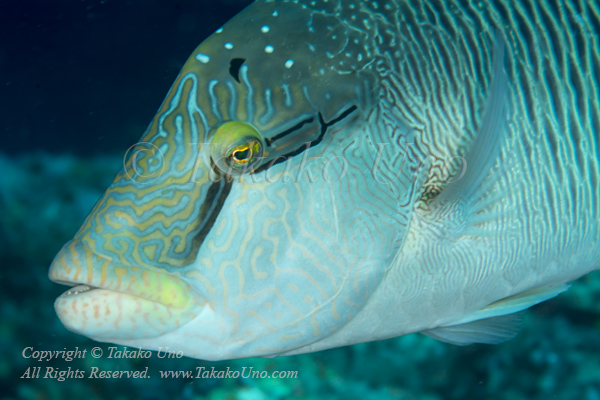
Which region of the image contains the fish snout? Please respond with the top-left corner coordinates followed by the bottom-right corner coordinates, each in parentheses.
top-left (48, 239), bottom-right (206, 341)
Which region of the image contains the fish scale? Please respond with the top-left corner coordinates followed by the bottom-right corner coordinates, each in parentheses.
top-left (48, 0), bottom-right (600, 360)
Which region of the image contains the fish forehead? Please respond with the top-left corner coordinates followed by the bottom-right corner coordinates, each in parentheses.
top-left (71, 0), bottom-right (379, 272)
top-left (185, 0), bottom-right (377, 127)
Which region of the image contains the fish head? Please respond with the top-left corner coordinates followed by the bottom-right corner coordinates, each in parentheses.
top-left (48, 0), bottom-right (406, 360)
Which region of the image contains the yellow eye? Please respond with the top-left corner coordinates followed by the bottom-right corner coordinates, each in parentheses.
top-left (229, 140), bottom-right (260, 164)
top-left (210, 121), bottom-right (264, 175)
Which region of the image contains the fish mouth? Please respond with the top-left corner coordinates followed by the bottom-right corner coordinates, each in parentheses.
top-left (59, 284), bottom-right (96, 296)
top-left (49, 239), bottom-right (206, 341)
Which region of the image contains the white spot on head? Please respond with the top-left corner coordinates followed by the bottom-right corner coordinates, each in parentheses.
top-left (265, 45), bottom-right (274, 53)
top-left (224, 42), bottom-right (233, 49)
top-left (272, 10), bottom-right (278, 16)
top-left (216, 27), bottom-right (223, 34)
top-left (308, 43), bottom-right (316, 52)
top-left (285, 59), bottom-right (294, 68)
top-left (319, 68), bottom-right (325, 75)
top-left (195, 53), bottom-right (210, 63)
top-left (261, 25), bottom-right (270, 33)
top-left (357, 53), bottom-right (363, 61)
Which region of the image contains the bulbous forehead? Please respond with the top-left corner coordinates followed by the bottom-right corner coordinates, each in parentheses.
top-left (188, 0), bottom-right (378, 129)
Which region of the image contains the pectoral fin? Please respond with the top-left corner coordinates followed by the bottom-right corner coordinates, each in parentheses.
top-left (421, 283), bottom-right (569, 345)
top-left (434, 30), bottom-right (509, 206)
top-left (421, 313), bottom-right (523, 345)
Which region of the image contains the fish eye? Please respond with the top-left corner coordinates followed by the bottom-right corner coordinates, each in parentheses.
top-left (229, 141), bottom-right (259, 164)
top-left (210, 121), bottom-right (264, 176)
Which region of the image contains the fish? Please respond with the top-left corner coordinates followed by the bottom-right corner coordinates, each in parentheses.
top-left (48, 0), bottom-right (600, 361)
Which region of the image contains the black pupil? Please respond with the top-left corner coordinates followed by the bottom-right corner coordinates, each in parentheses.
top-left (233, 147), bottom-right (251, 162)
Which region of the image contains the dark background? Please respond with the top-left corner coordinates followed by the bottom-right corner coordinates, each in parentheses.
top-left (0, 0), bottom-right (253, 156)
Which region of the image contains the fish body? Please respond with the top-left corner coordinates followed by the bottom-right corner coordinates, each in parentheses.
top-left (49, 0), bottom-right (600, 360)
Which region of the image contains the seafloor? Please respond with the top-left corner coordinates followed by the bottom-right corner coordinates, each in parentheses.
top-left (2, 0), bottom-right (600, 399)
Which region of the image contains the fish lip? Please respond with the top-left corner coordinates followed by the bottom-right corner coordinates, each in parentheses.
top-left (48, 239), bottom-right (198, 308)
top-left (47, 239), bottom-right (147, 301)
top-left (50, 240), bottom-right (207, 341)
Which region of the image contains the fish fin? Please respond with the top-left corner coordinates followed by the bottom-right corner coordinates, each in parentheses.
top-left (434, 31), bottom-right (509, 206)
top-left (421, 313), bottom-right (523, 345)
top-left (456, 283), bottom-right (570, 325)
top-left (421, 283), bottom-right (570, 345)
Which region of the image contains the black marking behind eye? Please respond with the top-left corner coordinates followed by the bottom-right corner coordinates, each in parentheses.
top-left (253, 105), bottom-right (358, 173)
top-left (191, 174), bottom-right (233, 251)
top-left (309, 105), bottom-right (359, 148)
top-left (229, 58), bottom-right (246, 83)
top-left (265, 117), bottom-right (314, 146)
top-left (325, 105), bottom-right (358, 126)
